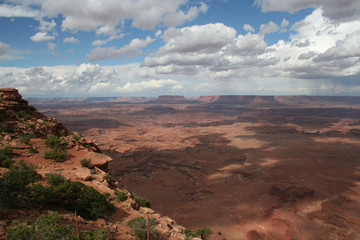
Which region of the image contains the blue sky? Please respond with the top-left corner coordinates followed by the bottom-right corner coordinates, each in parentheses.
top-left (0, 0), bottom-right (359, 97)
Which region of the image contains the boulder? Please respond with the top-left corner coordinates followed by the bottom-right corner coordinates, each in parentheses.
top-left (75, 171), bottom-right (92, 181)
top-left (85, 151), bottom-right (112, 168)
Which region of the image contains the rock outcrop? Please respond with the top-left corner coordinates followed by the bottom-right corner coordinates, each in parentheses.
top-left (0, 88), bottom-right (28, 110)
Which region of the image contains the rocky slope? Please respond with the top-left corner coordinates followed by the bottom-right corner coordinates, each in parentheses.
top-left (0, 88), bottom-right (190, 240)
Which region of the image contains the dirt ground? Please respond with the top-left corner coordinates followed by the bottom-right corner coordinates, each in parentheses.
top-left (33, 100), bottom-right (360, 240)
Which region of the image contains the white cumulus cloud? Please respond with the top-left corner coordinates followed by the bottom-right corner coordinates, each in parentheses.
top-left (115, 79), bottom-right (181, 93)
top-left (30, 32), bottom-right (55, 42)
top-left (63, 37), bottom-right (79, 43)
top-left (254, 0), bottom-right (360, 22)
top-left (87, 36), bottom-right (154, 61)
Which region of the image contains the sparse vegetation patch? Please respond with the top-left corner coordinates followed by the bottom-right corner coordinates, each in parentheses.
top-left (6, 212), bottom-right (109, 240)
top-left (0, 146), bottom-right (13, 168)
top-left (127, 217), bottom-right (160, 240)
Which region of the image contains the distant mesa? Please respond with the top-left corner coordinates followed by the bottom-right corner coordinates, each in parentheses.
top-left (198, 95), bottom-right (279, 106)
top-left (151, 95), bottom-right (191, 104)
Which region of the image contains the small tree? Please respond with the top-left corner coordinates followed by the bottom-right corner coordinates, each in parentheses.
top-left (196, 228), bottom-right (211, 240)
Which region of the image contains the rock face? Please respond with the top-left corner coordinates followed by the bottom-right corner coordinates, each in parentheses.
top-left (0, 88), bottom-right (28, 110)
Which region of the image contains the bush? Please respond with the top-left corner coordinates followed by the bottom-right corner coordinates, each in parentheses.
top-left (44, 149), bottom-right (67, 162)
top-left (196, 228), bottom-right (211, 240)
top-left (31, 212), bottom-right (76, 240)
top-left (104, 173), bottom-right (116, 188)
top-left (114, 190), bottom-right (128, 201)
top-left (90, 169), bottom-right (97, 175)
top-left (29, 147), bottom-right (38, 154)
top-left (44, 134), bottom-right (62, 149)
top-left (183, 228), bottom-right (194, 240)
top-left (6, 212), bottom-right (109, 240)
top-left (16, 110), bottom-right (30, 120)
top-left (127, 217), bottom-right (160, 240)
top-left (80, 158), bottom-right (92, 168)
top-left (5, 224), bottom-right (34, 240)
top-left (0, 161), bottom-right (39, 208)
top-left (46, 173), bottom-right (65, 186)
top-left (0, 147), bottom-right (12, 168)
top-left (20, 132), bottom-right (35, 144)
top-left (133, 195), bottom-right (151, 208)
top-left (0, 163), bottom-right (112, 220)
top-left (79, 229), bottom-right (109, 240)
top-left (45, 179), bottom-right (114, 220)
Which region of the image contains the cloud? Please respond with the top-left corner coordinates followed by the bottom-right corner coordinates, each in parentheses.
top-left (140, 8), bottom-right (360, 95)
top-left (143, 23), bottom-right (236, 70)
top-left (254, 0), bottom-right (360, 22)
top-left (280, 18), bottom-right (289, 32)
top-left (161, 4), bottom-right (208, 27)
top-left (0, 42), bottom-right (10, 56)
top-left (0, 42), bottom-right (22, 61)
top-left (30, 32), bottom-right (55, 42)
top-left (298, 51), bottom-right (316, 60)
top-left (67, 63), bottom-right (101, 84)
top-left (259, 21), bottom-right (279, 35)
top-left (63, 37), bottom-right (79, 43)
top-left (243, 24), bottom-right (255, 32)
top-left (39, 19), bottom-right (56, 32)
top-left (42, 0), bottom-right (208, 31)
top-left (115, 79), bottom-right (182, 93)
top-left (87, 36), bottom-right (154, 61)
top-left (0, 3), bottom-right (41, 18)
top-left (159, 23), bottom-right (236, 54)
top-left (228, 33), bottom-right (267, 55)
top-left (314, 31), bottom-right (360, 61)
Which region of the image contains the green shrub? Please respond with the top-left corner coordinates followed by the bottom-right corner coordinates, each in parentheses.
top-left (31, 212), bottom-right (76, 240)
top-left (6, 212), bottom-right (109, 240)
top-left (0, 161), bottom-right (39, 208)
top-left (90, 169), bottom-right (97, 175)
top-left (80, 158), bottom-right (92, 168)
top-left (127, 217), bottom-right (160, 240)
top-left (26, 123), bottom-right (35, 129)
top-left (0, 147), bottom-right (12, 168)
top-left (183, 228), bottom-right (194, 240)
top-left (45, 179), bottom-right (113, 220)
top-left (44, 134), bottom-right (62, 149)
top-left (196, 228), bottom-right (211, 240)
top-left (133, 195), bottom-right (151, 208)
top-left (20, 132), bottom-right (35, 144)
top-left (44, 149), bottom-right (67, 162)
top-left (6, 224), bottom-right (34, 240)
top-left (46, 173), bottom-right (65, 186)
top-left (104, 173), bottom-right (116, 187)
top-left (16, 110), bottom-right (30, 120)
top-left (114, 190), bottom-right (128, 201)
top-left (79, 229), bottom-right (109, 240)
top-left (29, 147), bottom-right (38, 154)
top-left (0, 162), bottom-right (112, 220)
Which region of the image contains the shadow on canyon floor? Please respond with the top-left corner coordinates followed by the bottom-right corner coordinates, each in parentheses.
top-left (107, 130), bottom-right (360, 239)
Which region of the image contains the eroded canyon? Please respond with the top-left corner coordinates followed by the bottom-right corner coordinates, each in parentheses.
top-left (31, 96), bottom-right (360, 240)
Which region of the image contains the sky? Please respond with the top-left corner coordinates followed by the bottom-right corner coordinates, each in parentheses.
top-left (0, 0), bottom-right (360, 97)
